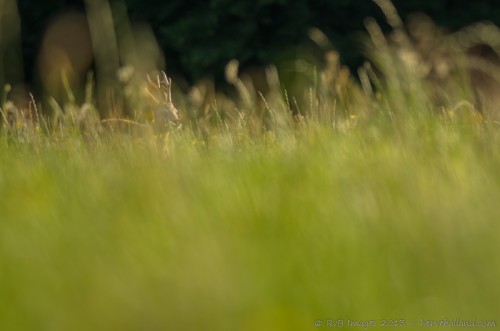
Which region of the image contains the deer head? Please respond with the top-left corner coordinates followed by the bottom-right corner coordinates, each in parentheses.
top-left (145, 71), bottom-right (180, 126)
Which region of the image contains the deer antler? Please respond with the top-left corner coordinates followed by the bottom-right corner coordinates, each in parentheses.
top-left (158, 71), bottom-right (173, 104)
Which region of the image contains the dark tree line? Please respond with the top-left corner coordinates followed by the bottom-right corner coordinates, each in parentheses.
top-left (17, 0), bottom-right (500, 84)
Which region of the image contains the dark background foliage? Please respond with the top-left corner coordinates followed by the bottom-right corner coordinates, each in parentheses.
top-left (17, 0), bottom-right (500, 84)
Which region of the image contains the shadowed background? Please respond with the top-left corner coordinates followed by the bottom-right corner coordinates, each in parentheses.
top-left (15, 0), bottom-right (500, 86)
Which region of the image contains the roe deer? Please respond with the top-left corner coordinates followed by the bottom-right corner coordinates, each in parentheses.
top-left (144, 71), bottom-right (180, 127)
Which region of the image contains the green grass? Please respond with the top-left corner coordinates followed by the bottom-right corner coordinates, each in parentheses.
top-left (1, 1), bottom-right (500, 328)
top-left (1, 118), bottom-right (499, 330)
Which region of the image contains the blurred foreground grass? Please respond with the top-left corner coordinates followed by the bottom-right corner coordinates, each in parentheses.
top-left (1, 0), bottom-right (500, 329)
top-left (1, 118), bottom-right (499, 330)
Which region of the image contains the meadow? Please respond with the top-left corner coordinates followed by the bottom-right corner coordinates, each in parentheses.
top-left (1, 1), bottom-right (500, 330)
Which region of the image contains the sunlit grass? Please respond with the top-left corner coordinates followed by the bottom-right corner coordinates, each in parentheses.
top-left (1, 117), bottom-right (499, 330)
top-left (1, 0), bottom-right (500, 330)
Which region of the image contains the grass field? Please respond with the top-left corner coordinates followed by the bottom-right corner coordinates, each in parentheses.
top-left (1, 113), bottom-right (499, 330)
top-left (1, 1), bottom-right (500, 330)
